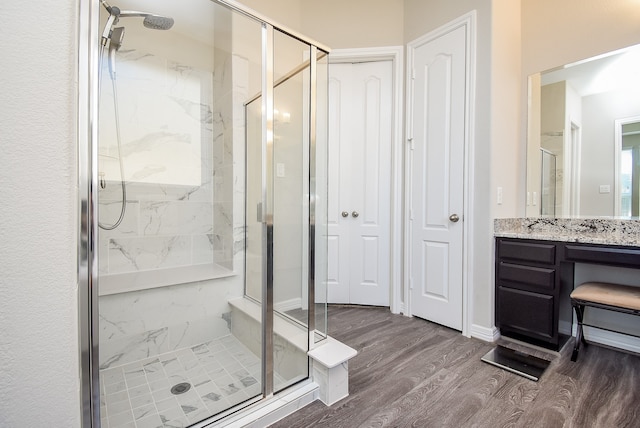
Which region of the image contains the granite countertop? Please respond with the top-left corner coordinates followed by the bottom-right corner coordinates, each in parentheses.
top-left (494, 217), bottom-right (640, 247)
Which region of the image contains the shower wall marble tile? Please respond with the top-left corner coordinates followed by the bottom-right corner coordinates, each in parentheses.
top-left (99, 274), bottom-right (244, 370)
top-left (98, 47), bottom-right (225, 278)
top-left (98, 43), bottom-right (249, 368)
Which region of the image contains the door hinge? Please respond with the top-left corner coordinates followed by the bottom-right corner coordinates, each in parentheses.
top-left (411, 68), bottom-right (416, 80)
top-left (409, 277), bottom-right (413, 290)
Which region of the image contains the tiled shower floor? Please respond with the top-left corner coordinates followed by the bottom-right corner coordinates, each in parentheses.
top-left (100, 335), bottom-right (272, 428)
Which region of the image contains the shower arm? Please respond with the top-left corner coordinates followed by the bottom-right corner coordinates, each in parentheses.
top-left (100, 0), bottom-right (114, 13)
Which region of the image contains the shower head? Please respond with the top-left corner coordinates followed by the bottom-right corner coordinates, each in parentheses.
top-left (100, 2), bottom-right (174, 46)
top-left (143, 15), bottom-right (175, 30)
top-left (118, 10), bottom-right (175, 30)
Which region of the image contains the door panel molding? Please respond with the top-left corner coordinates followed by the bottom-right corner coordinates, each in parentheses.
top-left (405, 12), bottom-right (476, 336)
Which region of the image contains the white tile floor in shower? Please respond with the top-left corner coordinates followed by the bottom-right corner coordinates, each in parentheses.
top-left (100, 335), bottom-right (269, 428)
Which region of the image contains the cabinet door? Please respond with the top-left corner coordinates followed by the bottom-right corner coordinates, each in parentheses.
top-left (497, 286), bottom-right (555, 342)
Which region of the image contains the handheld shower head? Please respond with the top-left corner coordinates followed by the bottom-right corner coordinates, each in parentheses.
top-left (108, 27), bottom-right (125, 80)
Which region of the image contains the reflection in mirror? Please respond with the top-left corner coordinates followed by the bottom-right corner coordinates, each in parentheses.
top-left (527, 43), bottom-right (640, 217)
top-left (540, 149), bottom-right (556, 216)
top-left (618, 120), bottom-right (640, 216)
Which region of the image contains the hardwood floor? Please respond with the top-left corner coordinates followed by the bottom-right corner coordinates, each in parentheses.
top-left (271, 305), bottom-right (640, 428)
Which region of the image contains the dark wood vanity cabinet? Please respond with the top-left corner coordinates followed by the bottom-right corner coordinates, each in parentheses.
top-left (496, 238), bottom-right (562, 348)
top-left (496, 236), bottom-right (640, 350)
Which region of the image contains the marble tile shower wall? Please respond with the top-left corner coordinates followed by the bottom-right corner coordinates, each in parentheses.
top-left (98, 48), bottom-right (233, 277)
top-left (98, 47), bottom-right (249, 370)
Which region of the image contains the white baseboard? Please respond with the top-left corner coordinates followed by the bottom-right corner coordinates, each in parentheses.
top-left (573, 324), bottom-right (640, 354)
top-left (470, 324), bottom-right (500, 343)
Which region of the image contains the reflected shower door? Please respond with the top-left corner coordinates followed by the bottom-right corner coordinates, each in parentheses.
top-left (271, 30), bottom-right (311, 392)
top-left (540, 148), bottom-right (556, 216)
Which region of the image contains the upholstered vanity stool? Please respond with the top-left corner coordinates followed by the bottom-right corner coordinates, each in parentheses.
top-left (570, 282), bottom-right (640, 361)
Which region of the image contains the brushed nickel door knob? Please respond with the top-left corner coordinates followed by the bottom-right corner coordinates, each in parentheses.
top-left (449, 213), bottom-right (460, 223)
top-left (341, 211), bottom-right (349, 218)
top-left (352, 211), bottom-right (359, 218)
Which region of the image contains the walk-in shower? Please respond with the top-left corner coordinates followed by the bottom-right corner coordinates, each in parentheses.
top-left (80, 0), bottom-right (330, 426)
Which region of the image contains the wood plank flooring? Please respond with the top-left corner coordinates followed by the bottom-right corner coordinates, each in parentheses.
top-left (271, 305), bottom-right (640, 428)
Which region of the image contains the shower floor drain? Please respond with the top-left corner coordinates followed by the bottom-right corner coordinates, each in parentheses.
top-left (170, 382), bottom-right (192, 395)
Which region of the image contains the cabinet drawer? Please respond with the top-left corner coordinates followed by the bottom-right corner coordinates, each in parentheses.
top-left (498, 239), bottom-right (556, 265)
top-left (564, 244), bottom-right (640, 268)
top-left (497, 287), bottom-right (555, 341)
top-left (497, 262), bottom-right (555, 291)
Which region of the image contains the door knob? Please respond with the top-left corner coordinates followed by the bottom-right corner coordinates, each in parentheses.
top-left (341, 211), bottom-right (349, 217)
top-left (449, 214), bottom-right (460, 223)
top-left (352, 211), bottom-right (359, 218)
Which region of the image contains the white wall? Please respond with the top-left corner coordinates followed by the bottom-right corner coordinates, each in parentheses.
top-left (0, 1), bottom-right (81, 427)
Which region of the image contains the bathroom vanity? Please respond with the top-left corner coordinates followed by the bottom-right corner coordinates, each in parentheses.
top-left (494, 218), bottom-right (640, 350)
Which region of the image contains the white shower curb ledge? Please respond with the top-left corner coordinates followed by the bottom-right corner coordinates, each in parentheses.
top-left (308, 336), bottom-right (358, 406)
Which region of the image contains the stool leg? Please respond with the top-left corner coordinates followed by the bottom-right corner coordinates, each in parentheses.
top-left (572, 303), bottom-right (585, 362)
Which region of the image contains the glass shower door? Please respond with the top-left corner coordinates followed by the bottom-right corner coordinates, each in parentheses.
top-left (90, 0), bottom-right (329, 425)
top-left (96, 1), bottom-right (264, 426)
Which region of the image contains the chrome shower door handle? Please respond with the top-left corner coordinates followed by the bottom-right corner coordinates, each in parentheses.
top-left (449, 213), bottom-right (460, 223)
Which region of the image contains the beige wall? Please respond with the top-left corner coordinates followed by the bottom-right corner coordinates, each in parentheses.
top-left (522, 0), bottom-right (640, 77)
top-left (238, 0), bottom-right (304, 36)
top-left (242, 0), bottom-right (404, 48)
top-left (491, 0), bottom-right (523, 219)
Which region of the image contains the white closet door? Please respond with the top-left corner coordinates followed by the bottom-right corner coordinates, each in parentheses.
top-left (409, 25), bottom-right (466, 330)
top-left (327, 60), bottom-right (392, 307)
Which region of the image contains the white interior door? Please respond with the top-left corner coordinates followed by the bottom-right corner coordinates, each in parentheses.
top-left (409, 25), bottom-right (466, 330)
top-left (327, 60), bottom-right (392, 306)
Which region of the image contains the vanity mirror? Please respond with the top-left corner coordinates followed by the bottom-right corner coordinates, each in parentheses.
top-left (526, 43), bottom-right (640, 218)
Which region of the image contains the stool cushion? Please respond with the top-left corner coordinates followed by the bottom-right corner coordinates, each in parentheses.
top-left (571, 282), bottom-right (640, 311)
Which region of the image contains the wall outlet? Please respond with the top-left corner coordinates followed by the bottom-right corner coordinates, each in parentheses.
top-left (599, 184), bottom-right (611, 194)
top-left (497, 187), bottom-right (503, 205)
top-left (276, 163), bottom-right (285, 177)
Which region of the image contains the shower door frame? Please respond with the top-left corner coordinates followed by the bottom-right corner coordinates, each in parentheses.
top-left (78, 0), bottom-right (330, 426)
